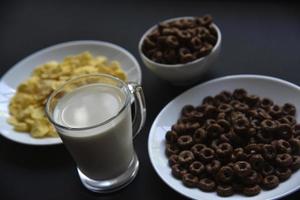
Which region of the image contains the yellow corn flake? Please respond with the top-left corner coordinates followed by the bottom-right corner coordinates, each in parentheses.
top-left (8, 52), bottom-right (127, 138)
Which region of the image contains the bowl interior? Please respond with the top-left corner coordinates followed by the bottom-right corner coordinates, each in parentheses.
top-left (138, 16), bottom-right (222, 68)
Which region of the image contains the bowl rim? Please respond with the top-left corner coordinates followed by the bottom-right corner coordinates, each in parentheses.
top-left (138, 16), bottom-right (222, 68)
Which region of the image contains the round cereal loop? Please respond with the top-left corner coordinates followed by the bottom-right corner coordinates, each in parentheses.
top-left (249, 154), bottom-right (265, 170)
top-left (206, 123), bottom-right (223, 138)
top-left (291, 155), bottom-right (300, 171)
top-left (189, 161), bottom-right (205, 176)
top-left (260, 98), bottom-right (274, 110)
top-left (217, 119), bottom-right (231, 133)
top-left (204, 105), bottom-right (219, 119)
top-left (261, 163), bottom-right (275, 176)
top-left (233, 148), bottom-right (247, 161)
top-left (216, 143), bottom-right (233, 157)
top-left (243, 170), bottom-right (259, 185)
top-left (171, 123), bottom-right (186, 135)
top-left (245, 95), bottom-right (260, 107)
top-left (233, 88), bottom-right (247, 101)
top-left (218, 103), bottom-right (232, 113)
top-left (193, 128), bottom-right (207, 143)
top-left (282, 103), bottom-right (296, 116)
top-left (181, 105), bottom-right (195, 117)
top-left (233, 118), bottom-right (250, 134)
top-left (233, 161), bottom-right (252, 177)
top-left (269, 105), bottom-right (282, 118)
top-left (242, 185), bottom-right (261, 196)
top-left (275, 167), bottom-right (292, 181)
top-left (199, 147), bottom-right (215, 163)
top-left (277, 124), bottom-right (293, 140)
top-left (202, 96), bottom-right (215, 105)
top-left (276, 139), bottom-right (292, 153)
top-left (177, 135), bottom-right (193, 149)
top-left (261, 119), bottom-right (277, 132)
top-left (178, 150), bottom-right (195, 165)
top-left (206, 160), bottom-right (221, 174)
top-left (198, 178), bottom-right (216, 192)
top-left (217, 166), bottom-right (234, 183)
top-left (289, 138), bottom-right (300, 154)
top-left (166, 144), bottom-right (180, 157)
top-left (262, 144), bottom-right (277, 160)
top-left (172, 164), bottom-right (188, 179)
top-left (276, 153), bottom-right (293, 167)
top-left (182, 173), bottom-right (199, 187)
top-left (168, 154), bottom-right (179, 166)
top-left (234, 102), bottom-right (249, 112)
top-left (165, 130), bottom-right (178, 143)
top-left (257, 108), bottom-right (272, 120)
top-left (191, 144), bottom-right (206, 157)
top-left (216, 185), bottom-right (234, 197)
top-left (262, 175), bottom-right (279, 190)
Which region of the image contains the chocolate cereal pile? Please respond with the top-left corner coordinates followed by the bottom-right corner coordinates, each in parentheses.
top-left (142, 15), bottom-right (217, 64)
top-left (165, 89), bottom-right (300, 197)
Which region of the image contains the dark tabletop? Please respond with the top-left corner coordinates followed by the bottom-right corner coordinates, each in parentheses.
top-left (1, 0), bottom-right (300, 199)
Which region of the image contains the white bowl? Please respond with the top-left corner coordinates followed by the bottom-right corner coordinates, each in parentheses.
top-left (0, 40), bottom-right (142, 145)
top-left (139, 16), bottom-right (221, 85)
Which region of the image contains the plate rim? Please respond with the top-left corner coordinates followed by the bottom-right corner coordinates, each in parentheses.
top-left (0, 40), bottom-right (142, 146)
top-left (148, 74), bottom-right (300, 200)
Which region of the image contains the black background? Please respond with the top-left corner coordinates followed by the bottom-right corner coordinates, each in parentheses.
top-left (0, 0), bottom-right (300, 199)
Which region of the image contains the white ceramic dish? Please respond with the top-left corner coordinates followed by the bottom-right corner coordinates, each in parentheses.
top-left (139, 16), bottom-right (221, 85)
top-left (0, 40), bottom-right (142, 145)
top-left (148, 74), bottom-right (300, 200)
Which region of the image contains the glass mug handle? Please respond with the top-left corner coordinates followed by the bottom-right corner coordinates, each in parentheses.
top-left (127, 82), bottom-right (146, 138)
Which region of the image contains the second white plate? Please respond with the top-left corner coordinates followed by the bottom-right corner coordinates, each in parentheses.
top-left (148, 74), bottom-right (300, 200)
top-left (0, 40), bottom-right (142, 145)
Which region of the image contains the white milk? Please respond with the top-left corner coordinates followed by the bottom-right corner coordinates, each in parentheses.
top-left (53, 83), bottom-right (133, 180)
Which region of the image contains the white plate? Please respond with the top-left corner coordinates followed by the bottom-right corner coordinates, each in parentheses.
top-left (148, 74), bottom-right (300, 200)
top-left (0, 40), bottom-right (142, 145)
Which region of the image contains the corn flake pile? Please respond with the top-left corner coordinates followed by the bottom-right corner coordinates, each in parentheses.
top-left (8, 52), bottom-right (127, 138)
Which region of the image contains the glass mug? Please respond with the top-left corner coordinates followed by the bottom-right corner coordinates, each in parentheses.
top-left (45, 74), bottom-right (146, 193)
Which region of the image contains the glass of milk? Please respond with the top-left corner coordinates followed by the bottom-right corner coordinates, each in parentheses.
top-left (45, 74), bottom-right (146, 193)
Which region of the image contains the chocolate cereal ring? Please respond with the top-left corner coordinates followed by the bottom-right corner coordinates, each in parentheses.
top-left (242, 185), bottom-right (261, 196)
top-left (216, 143), bottom-right (233, 157)
top-left (178, 150), bottom-right (195, 165)
top-left (182, 173), bottom-right (199, 187)
top-left (193, 128), bottom-right (207, 143)
top-left (276, 139), bottom-right (292, 153)
top-left (233, 161), bottom-right (252, 177)
top-left (206, 160), bottom-right (221, 174)
top-left (166, 144), bottom-right (180, 157)
top-left (262, 144), bottom-right (277, 160)
top-left (217, 166), bottom-right (234, 183)
top-left (165, 130), bottom-right (178, 144)
top-left (168, 154), bottom-right (179, 166)
top-left (276, 153), bottom-right (293, 167)
top-left (275, 167), bottom-right (292, 181)
top-left (199, 147), bottom-right (215, 163)
top-left (191, 144), bottom-right (206, 158)
top-left (291, 155), bottom-right (300, 171)
top-left (249, 154), bottom-right (265, 170)
top-left (216, 185), bottom-right (234, 197)
top-left (261, 164), bottom-right (275, 176)
top-left (282, 103), bottom-right (296, 116)
top-left (171, 164), bottom-right (188, 179)
top-left (262, 175), bottom-right (279, 190)
top-left (198, 178), bottom-right (216, 192)
top-left (177, 135), bottom-right (193, 149)
top-left (189, 161), bottom-right (205, 176)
